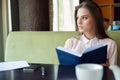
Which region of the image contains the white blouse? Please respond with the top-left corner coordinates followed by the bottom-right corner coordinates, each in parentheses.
top-left (64, 34), bottom-right (117, 65)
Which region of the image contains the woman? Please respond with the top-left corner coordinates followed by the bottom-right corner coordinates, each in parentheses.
top-left (64, 1), bottom-right (117, 66)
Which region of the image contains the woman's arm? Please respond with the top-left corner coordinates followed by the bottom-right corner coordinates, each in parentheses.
top-left (109, 41), bottom-right (118, 65)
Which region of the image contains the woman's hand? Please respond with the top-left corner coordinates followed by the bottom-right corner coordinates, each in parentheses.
top-left (102, 59), bottom-right (110, 67)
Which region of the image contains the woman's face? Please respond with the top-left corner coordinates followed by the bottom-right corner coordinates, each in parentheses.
top-left (76, 8), bottom-right (96, 33)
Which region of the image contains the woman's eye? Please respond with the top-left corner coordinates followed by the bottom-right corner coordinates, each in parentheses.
top-left (82, 16), bottom-right (87, 20)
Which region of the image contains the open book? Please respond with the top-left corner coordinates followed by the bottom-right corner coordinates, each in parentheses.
top-left (56, 44), bottom-right (107, 65)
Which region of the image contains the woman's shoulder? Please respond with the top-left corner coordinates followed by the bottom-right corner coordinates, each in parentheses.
top-left (64, 36), bottom-right (82, 48)
top-left (65, 37), bottom-right (77, 44)
top-left (100, 38), bottom-right (117, 45)
top-left (105, 38), bottom-right (116, 43)
top-left (66, 36), bottom-right (81, 42)
top-left (64, 36), bottom-right (81, 46)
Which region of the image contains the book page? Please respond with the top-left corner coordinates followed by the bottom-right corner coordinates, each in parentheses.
top-left (82, 44), bottom-right (105, 54)
top-left (56, 46), bottom-right (82, 57)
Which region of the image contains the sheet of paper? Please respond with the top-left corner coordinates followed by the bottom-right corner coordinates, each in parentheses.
top-left (0, 61), bottom-right (29, 71)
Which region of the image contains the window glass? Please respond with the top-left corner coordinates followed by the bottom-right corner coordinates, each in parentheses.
top-left (53, 0), bottom-right (79, 31)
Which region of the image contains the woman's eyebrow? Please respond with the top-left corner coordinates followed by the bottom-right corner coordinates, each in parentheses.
top-left (81, 15), bottom-right (89, 18)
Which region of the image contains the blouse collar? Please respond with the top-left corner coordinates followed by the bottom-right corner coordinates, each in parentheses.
top-left (81, 34), bottom-right (98, 44)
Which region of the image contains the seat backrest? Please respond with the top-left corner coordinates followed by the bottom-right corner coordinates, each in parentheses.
top-left (5, 31), bottom-right (77, 64)
top-left (5, 31), bottom-right (120, 66)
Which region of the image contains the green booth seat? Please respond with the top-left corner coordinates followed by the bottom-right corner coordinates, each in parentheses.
top-left (4, 31), bottom-right (120, 66)
top-left (5, 31), bottom-right (77, 64)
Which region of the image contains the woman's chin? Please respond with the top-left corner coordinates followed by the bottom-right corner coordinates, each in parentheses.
top-left (79, 30), bottom-right (84, 33)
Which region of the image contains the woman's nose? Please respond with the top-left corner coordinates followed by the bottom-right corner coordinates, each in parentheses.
top-left (77, 18), bottom-right (82, 25)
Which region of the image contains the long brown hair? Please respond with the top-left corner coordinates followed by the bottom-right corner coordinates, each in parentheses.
top-left (75, 0), bottom-right (109, 39)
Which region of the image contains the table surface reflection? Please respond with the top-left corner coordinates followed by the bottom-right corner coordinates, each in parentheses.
top-left (0, 64), bottom-right (115, 80)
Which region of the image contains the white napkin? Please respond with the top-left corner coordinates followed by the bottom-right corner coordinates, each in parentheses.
top-left (109, 65), bottom-right (120, 80)
top-left (0, 61), bottom-right (29, 71)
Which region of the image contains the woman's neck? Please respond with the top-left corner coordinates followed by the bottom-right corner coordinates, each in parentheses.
top-left (84, 32), bottom-right (96, 40)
